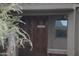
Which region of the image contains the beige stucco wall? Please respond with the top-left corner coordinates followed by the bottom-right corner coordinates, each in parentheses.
top-left (67, 10), bottom-right (75, 56)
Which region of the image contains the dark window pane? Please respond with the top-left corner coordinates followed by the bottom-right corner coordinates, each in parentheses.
top-left (55, 20), bottom-right (67, 38)
top-left (56, 30), bottom-right (67, 38)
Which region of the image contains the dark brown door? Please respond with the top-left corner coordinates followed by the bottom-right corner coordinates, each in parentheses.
top-left (19, 16), bottom-right (48, 56)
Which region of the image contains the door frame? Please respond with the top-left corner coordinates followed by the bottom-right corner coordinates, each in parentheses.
top-left (20, 9), bottom-right (75, 56)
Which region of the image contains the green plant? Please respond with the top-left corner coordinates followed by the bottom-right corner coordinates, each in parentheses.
top-left (0, 3), bottom-right (32, 49)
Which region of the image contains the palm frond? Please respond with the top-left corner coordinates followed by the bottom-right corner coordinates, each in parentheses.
top-left (0, 3), bottom-right (32, 49)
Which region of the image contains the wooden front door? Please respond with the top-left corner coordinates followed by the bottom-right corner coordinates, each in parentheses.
top-left (19, 16), bottom-right (48, 56)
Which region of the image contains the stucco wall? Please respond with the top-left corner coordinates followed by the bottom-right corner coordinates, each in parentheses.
top-left (67, 10), bottom-right (76, 56)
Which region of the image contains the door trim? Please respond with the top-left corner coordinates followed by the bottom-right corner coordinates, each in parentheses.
top-left (48, 49), bottom-right (67, 54)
